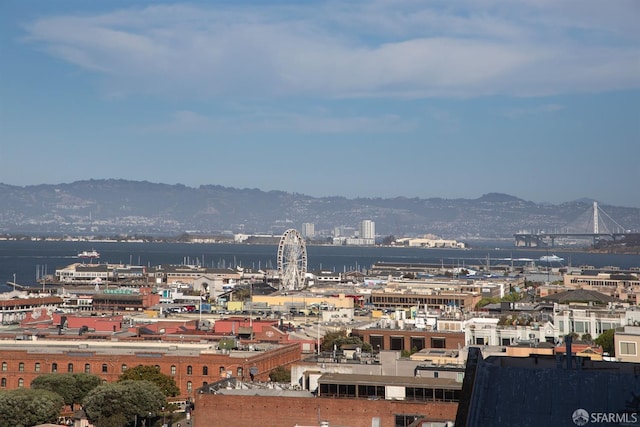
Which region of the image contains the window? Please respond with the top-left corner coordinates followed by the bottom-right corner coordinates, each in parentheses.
top-left (433, 371), bottom-right (439, 378)
top-left (410, 337), bottom-right (425, 352)
top-left (18, 378), bottom-right (24, 388)
top-left (121, 364), bottom-right (127, 373)
top-left (390, 336), bottom-right (404, 351)
top-left (237, 367), bottom-right (243, 378)
top-left (18, 363), bottom-right (24, 372)
top-left (68, 363), bottom-right (74, 373)
top-left (202, 366), bottom-right (208, 376)
top-left (430, 337), bottom-right (446, 349)
top-left (1, 362), bottom-right (6, 371)
top-left (85, 364), bottom-right (91, 373)
top-left (219, 366), bottom-right (225, 375)
top-left (187, 381), bottom-right (192, 392)
top-left (52, 363), bottom-right (58, 373)
top-left (35, 363), bottom-right (41, 372)
top-left (620, 341), bottom-right (637, 356)
top-left (102, 364), bottom-right (108, 373)
top-left (0, 378), bottom-right (5, 387)
top-left (171, 365), bottom-right (176, 375)
top-left (395, 414), bottom-right (424, 426)
top-left (370, 335), bottom-right (384, 351)
top-left (187, 365), bottom-right (193, 375)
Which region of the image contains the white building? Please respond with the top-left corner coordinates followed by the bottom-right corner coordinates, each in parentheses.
top-left (302, 223), bottom-right (315, 238)
top-left (360, 220), bottom-right (375, 240)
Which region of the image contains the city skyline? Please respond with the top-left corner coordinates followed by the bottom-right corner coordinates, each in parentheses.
top-left (1, 1), bottom-right (639, 207)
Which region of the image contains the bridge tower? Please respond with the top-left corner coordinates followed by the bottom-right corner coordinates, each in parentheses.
top-left (593, 201), bottom-right (599, 234)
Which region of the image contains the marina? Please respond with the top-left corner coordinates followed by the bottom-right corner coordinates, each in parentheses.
top-left (1, 240), bottom-right (639, 291)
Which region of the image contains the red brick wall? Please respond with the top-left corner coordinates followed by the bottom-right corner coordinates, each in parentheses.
top-left (193, 394), bottom-right (457, 427)
top-left (0, 343), bottom-right (301, 398)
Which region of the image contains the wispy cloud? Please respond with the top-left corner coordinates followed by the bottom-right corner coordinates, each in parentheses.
top-left (138, 109), bottom-right (416, 134)
top-left (21, 1), bottom-right (640, 100)
top-left (502, 103), bottom-right (566, 119)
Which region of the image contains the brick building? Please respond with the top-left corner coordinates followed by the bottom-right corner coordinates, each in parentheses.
top-left (352, 327), bottom-right (465, 353)
top-left (0, 340), bottom-right (301, 399)
top-left (193, 376), bottom-right (459, 427)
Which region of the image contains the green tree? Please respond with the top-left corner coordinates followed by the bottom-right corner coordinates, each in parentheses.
top-left (268, 365), bottom-right (291, 383)
top-left (0, 388), bottom-right (64, 427)
top-left (118, 365), bottom-right (180, 397)
top-left (320, 329), bottom-right (371, 352)
top-left (475, 297), bottom-right (500, 309)
top-left (31, 373), bottom-right (102, 408)
top-left (382, 235), bottom-right (396, 246)
top-left (83, 380), bottom-right (166, 427)
top-left (595, 329), bottom-right (616, 356)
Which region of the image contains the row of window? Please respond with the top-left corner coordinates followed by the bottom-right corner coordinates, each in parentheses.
top-left (318, 383), bottom-right (461, 402)
top-left (0, 377), bottom-right (196, 392)
top-left (367, 336), bottom-right (447, 351)
top-left (1, 361), bottom-right (237, 376)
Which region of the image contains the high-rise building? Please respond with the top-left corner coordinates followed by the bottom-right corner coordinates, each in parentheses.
top-left (359, 220), bottom-right (375, 241)
top-left (301, 223), bottom-right (315, 238)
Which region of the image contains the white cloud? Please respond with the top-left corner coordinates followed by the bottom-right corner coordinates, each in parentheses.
top-left (22, 1), bottom-right (640, 99)
top-left (138, 109), bottom-right (416, 134)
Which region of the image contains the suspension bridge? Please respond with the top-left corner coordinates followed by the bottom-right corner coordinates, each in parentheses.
top-left (514, 202), bottom-right (634, 247)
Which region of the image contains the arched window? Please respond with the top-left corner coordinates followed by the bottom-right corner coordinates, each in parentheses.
top-left (18, 378), bottom-right (24, 388)
top-left (68, 363), bottom-right (74, 373)
top-left (202, 366), bottom-right (208, 375)
top-left (35, 363), bottom-right (41, 372)
top-left (237, 367), bottom-right (243, 378)
top-left (0, 378), bottom-right (6, 387)
top-left (171, 365), bottom-right (176, 375)
top-left (121, 364), bottom-right (127, 373)
top-left (187, 365), bottom-right (193, 375)
top-left (1, 362), bottom-right (6, 371)
top-left (51, 362), bottom-right (58, 373)
top-left (219, 366), bottom-right (225, 375)
top-left (187, 381), bottom-right (192, 392)
top-left (84, 364), bottom-right (91, 373)
top-left (18, 362), bottom-right (24, 372)
top-left (102, 364), bottom-right (108, 373)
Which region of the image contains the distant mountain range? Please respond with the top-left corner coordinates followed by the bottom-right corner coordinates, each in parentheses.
top-left (0, 179), bottom-right (638, 240)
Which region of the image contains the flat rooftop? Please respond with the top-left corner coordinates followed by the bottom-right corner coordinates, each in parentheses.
top-left (0, 339), bottom-right (283, 358)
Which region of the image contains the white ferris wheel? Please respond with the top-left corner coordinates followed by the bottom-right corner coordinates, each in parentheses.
top-left (277, 229), bottom-right (307, 291)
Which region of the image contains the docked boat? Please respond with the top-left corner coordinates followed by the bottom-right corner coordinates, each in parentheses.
top-left (77, 250), bottom-right (100, 259)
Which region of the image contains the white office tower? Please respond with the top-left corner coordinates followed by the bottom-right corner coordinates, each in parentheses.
top-left (302, 222), bottom-right (315, 238)
top-left (360, 220), bottom-right (375, 243)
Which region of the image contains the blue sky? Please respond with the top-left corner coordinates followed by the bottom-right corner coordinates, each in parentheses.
top-left (1, 1), bottom-right (639, 207)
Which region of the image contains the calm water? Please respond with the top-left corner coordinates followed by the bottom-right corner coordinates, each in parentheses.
top-left (1, 240), bottom-right (639, 292)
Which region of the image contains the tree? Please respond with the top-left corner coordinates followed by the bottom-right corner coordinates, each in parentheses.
top-left (31, 373), bottom-right (102, 408)
top-left (382, 235), bottom-right (396, 246)
top-left (0, 388), bottom-right (64, 427)
top-left (118, 365), bottom-right (180, 397)
top-left (595, 329), bottom-right (616, 356)
top-left (320, 329), bottom-right (371, 352)
top-left (268, 365), bottom-right (291, 383)
top-left (83, 380), bottom-right (166, 427)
